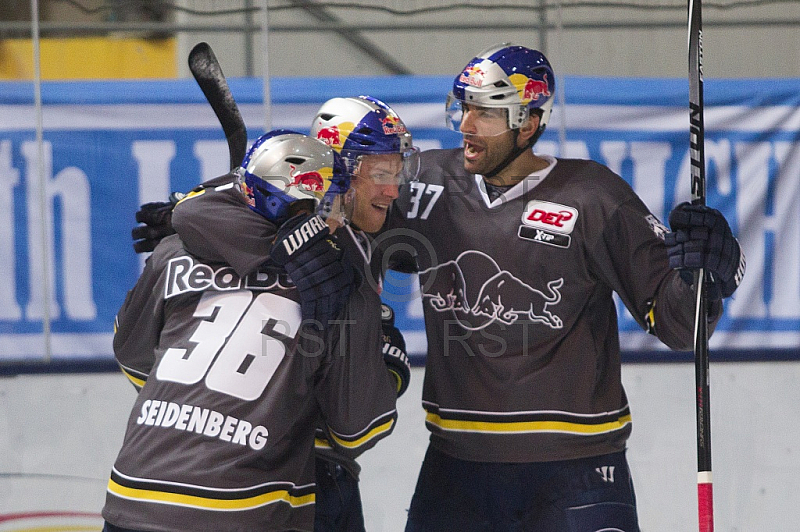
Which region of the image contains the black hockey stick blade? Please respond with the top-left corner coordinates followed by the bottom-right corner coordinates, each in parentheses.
top-left (188, 42), bottom-right (248, 171)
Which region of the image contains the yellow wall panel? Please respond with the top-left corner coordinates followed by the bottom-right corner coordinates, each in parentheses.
top-left (0, 37), bottom-right (176, 80)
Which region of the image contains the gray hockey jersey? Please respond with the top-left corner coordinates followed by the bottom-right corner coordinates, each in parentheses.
top-left (104, 228), bottom-right (397, 531)
top-left (170, 176), bottom-right (399, 479)
top-left (380, 147), bottom-right (721, 463)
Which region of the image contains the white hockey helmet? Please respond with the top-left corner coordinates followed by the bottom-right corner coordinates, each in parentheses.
top-left (310, 95), bottom-right (420, 185)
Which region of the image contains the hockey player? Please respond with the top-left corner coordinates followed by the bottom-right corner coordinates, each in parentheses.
top-left (130, 66), bottom-right (745, 529)
top-left (132, 96), bottom-right (418, 532)
top-left (104, 132), bottom-right (402, 532)
top-left (378, 43), bottom-right (746, 531)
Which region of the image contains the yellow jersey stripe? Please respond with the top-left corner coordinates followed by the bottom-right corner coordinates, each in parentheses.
top-left (327, 419), bottom-right (395, 449)
top-left (425, 412), bottom-right (632, 435)
top-left (119, 367), bottom-right (146, 389)
top-left (176, 188), bottom-right (206, 205)
top-left (314, 437), bottom-right (332, 449)
top-left (388, 369), bottom-right (403, 393)
top-left (645, 299), bottom-right (657, 334)
top-left (107, 478), bottom-right (314, 510)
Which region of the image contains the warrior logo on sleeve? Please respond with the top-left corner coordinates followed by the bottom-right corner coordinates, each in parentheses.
top-left (419, 250), bottom-right (563, 331)
top-left (645, 214), bottom-right (669, 240)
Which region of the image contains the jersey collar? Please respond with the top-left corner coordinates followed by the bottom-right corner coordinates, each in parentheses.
top-left (475, 154), bottom-right (557, 208)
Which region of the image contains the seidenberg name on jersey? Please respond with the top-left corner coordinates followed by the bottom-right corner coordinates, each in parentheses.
top-left (137, 399), bottom-right (269, 451)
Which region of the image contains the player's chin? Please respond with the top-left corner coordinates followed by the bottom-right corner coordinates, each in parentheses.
top-left (462, 157), bottom-right (486, 175)
top-left (361, 207), bottom-right (389, 233)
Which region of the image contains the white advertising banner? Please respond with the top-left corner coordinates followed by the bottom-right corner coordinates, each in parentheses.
top-left (0, 76), bottom-right (798, 365)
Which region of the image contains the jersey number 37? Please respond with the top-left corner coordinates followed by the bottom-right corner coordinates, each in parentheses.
top-left (406, 183), bottom-right (444, 220)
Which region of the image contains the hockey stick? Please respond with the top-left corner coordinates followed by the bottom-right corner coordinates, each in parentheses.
top-left (188, 42), bottom-right (248, 171)
top-left (688, 1), bottom-right (713, 531)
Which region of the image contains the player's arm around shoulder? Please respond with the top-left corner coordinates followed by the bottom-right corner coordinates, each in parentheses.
top-left (171, 177), bottom-right (277, 277)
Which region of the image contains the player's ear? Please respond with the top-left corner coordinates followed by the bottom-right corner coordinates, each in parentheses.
top-left (516, 113), bottom-right (540, 147)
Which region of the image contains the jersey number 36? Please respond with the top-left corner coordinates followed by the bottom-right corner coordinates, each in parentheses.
top-left (156, 291), bottom-right (301, 401)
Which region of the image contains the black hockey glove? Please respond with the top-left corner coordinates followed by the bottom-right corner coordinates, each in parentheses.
top-left (131, 192), bottom-right (184, 253)
top-left (665, 202), bottom-right (746, 300)
top-left (270, 213), bottom-right (356, 329)
top-left (380, 304), bottom-right (411, 397)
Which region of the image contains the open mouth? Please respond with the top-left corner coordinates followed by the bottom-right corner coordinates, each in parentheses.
top-left (464, 139), bottom-right (485, 161)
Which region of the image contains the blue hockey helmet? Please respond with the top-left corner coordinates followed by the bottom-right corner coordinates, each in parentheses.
top-left (238, 130), bottom-right (351, 224)
top-left (447, 43), bottom-right (555, 136)
top-left (310, 96), bottom-right (420, 184)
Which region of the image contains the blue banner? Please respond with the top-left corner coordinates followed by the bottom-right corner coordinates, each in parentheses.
top-left (1, 76), bottom-right (799, 365)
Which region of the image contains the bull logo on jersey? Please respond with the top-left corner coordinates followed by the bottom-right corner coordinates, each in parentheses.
top-left (420, 250), bottom-right (563, 330)
top-left (473, 273), bottom-right (563, 327)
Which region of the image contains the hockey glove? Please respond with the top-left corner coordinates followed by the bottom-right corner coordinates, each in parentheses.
top-left (131, 192), bottom-right (184, 253)
top-left (270, 213), bottom-right (356, 329)
top-left (665, 202), bottom-right (746, 300)
top-left (381, 304), bottom-right (411, 397)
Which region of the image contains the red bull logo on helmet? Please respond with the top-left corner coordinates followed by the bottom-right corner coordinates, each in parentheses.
top-left (381, 115), bottom-right (407, 135)
top-left (316, 126), bottom-right (342, 148)
top-left (459, 65), bottom-right (485, 87)
top-left (288, 165), bottom-right (325, 193)
top-left (522, 74), bottom-right (551, 103)
top-left (240, 180), bottom-right (256, 208)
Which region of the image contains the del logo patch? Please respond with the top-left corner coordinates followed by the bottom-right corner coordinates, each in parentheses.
top-left (519, 200), bottom-right (578, 248)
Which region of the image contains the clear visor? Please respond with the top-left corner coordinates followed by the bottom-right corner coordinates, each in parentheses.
top-left (352, 149), bottom-right (420, 186)
top-left (318, 188), bottom-right (355, 233)
top-left (446, 92), bottom-right (514, 137)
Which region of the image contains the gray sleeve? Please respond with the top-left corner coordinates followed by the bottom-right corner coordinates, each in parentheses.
top-left (171, 182), bottom-right (277, 277)
top-left (652, 271), bottom-right (723, 350)
top-left (590, 197), bottom-right (715, 351)
top-left (112, 246), bottom-right (166, 389)
top-left (314, 308), bottom-right (399, 460)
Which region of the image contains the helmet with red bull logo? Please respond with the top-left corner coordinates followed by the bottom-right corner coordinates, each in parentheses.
top-left (238, 129), bottom-right (351, 224)
top-left (310, 96), bottom-right (420, 184)
top-left (447, 43), bottom-right (554, 137)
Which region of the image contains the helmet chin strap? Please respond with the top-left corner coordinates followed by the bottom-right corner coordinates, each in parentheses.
top-left (482, 125), bottom-right (546, 180)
